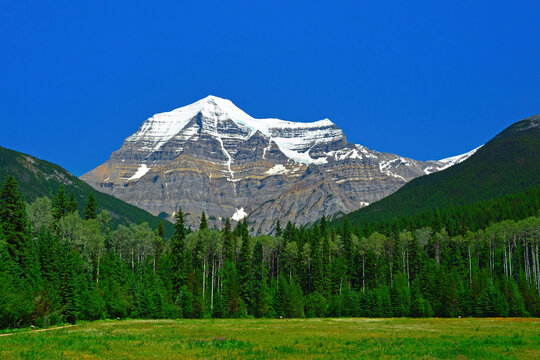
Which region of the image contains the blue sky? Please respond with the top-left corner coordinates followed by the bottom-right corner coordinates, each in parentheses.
top-left (1, 1), bottom-right (539, 176)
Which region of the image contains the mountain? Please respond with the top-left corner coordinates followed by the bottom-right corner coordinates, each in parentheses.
top-left (334, 113), bottom-right (540, 226)
top-left (81, 95), bottom-right (472, 233)
top-left (0, 146), bottom-right (174, 235)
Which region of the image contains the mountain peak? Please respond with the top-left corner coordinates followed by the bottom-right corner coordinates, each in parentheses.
top-left (195, 95), bottom-right (238, 109)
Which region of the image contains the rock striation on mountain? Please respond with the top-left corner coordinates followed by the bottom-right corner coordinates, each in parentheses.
top-left (81, 96), bottom-right (476, 233)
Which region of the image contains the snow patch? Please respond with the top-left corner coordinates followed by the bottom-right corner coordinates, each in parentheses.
top-left (327, 148), bottom-right (364, 161)
top-left (265, 164), bottom-right (289, 175)
top-left (438, 146), bottom-right (482, 168)
top-left (232, 207), bottom-right (247, 221)
top-left (127, 164), bottom-right (150, 180)
top-left (378, 159), bottom-right (406, 181)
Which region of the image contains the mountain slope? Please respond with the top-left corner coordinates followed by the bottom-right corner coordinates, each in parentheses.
top-left (335, 113), bottom-right (540, 226)
top-left (0, 146), bottom-right (174, 235)
top-left (81, 95), bottom-right (473, 233)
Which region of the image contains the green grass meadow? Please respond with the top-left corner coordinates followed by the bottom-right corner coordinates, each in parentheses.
top-left (0, 318), bottom-right (538, 359)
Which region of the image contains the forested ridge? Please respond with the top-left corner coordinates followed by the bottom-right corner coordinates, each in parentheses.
top-left (339, 114), bottom-right (540, 226)
top-left (1, 174), bottom-right (539, 330)
top-left (0, 146), bottom-right (173, 235)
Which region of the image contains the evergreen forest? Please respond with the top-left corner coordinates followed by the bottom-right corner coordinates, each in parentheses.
top-left (1, 174), bottom-right (539, 330)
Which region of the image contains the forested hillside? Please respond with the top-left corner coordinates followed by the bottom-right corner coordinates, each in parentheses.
top-left (337, 114), bottom-right (540, 226)
top-left (0, 146), bottom-right (173, 235)
top-left (1, 174), bottom-right (538, 329)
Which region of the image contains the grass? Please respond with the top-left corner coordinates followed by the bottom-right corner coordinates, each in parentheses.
top-left (0, 318), bottom-right (538, 359)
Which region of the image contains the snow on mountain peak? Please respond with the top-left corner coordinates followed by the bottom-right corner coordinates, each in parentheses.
top-left (437, 145), bottom-right (483, 169)
top-left (126, 96), bottom-right (343, 165)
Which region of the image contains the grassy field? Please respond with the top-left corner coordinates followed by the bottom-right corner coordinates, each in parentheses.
top-left (0, 318), bottom-right (538, 359)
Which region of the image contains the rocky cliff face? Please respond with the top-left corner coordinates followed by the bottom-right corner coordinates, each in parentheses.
top-left (81, 96), bottom-right (476, 233)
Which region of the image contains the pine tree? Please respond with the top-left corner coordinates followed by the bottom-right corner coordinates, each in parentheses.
top-left (311, 227), bottom-right (323, 294)
top-left (0, 175), bottom-right (28, 265)
top-left (287, 278), bottom-right (304, 318)
top-left (199, 212), bottom-right (208, 230)
top-left (221, 260), bottom-right (244, 317)
top-left (475, 281), bottom-right (508, 317)
top-left (153, 222), bottom-right (165, 273)
top-left (84, 193), bottom-right (98, 220)
top-left (342, 218), bottom-right (353, 279)
top-left (274, 275), bottom-right (288, 318)
top-left (171, 209), bottom-right (186, 295)
top-left (507, 278), bottom-right (528, 317)
top-left (67, 191), bottom-right (78, 214)
top-left (156, 221), bottom-right (165, 239)
top-left (253, 242), bottom-right (271, 317)
top-left (275, 220), bottom-right (282, 237)
top-left (52, 185), bottom-right (68, 221)
top-left (238, 218), bottom-right (252, 312)
top-left (283, 221), bottom-right (296, 246)
top-left (322, 221), bottom-right (331, 296)
top-left (223, 218), bottom-right (234, 262)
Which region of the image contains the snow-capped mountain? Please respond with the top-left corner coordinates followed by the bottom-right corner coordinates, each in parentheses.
top-left (81, 95), bottom-right (476, 233)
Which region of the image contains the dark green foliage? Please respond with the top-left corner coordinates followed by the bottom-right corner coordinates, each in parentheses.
top-left (335, 114), bottom-right (540, 229)
top-left (84, 193), bottom-right (98, 220)
top-left (157, 222), bottom-right (165, 239)
top-left (52, 185), bottom-right (68, 221)
top-left (67, 191), bottom-right (78, 214)
top-left (2, 166), bottom-right (540, 330)
top-left (0, 146), bottom-right (173, 236)
top-left (199, 212), bottom-right (208, 230)
top-left (506, 278), bottom-right (528, 317)
top-left (222, 218), bottom-right (234, 262)
top-left (170, 209), bottom-right (187, 295)
top-left (275, 220), bottom-right (282, 237)
top-left (238, 219), bottom-right (252, 311)
top-left (475, 281), bottom-right (508, 317)
top-left (0, 175), bottom-right (28, 265)
top-left (220, 261), bottom-right (244, 318)
top-left (252, 242), bottom-right (271, 317)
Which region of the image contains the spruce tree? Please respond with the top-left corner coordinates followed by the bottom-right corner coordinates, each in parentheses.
top-left (156, 221), bottom-right (165, 239)
top-left (275, 220), bottom-right (282, 237)
top-left (253, 242), bottom-right (271, 317)
top-left (171, 209), bottom-right (186, 295)
top-left (223, 218), bottom-right (234, 262)
top-left (238, 218), bottom-right (252, 312)
top-left (322, 223), bottom-right (331, 296)
top-left (84, 193), bottom-right (98, 220)
top-left (67, 191), bottom-right (78, 213)
top-left (0, 175), bottom-right (28, 265)
top-left (342, 218), bottom-right (353, 278)
top-left (52, 185), bottom-right (68, 221)
top-left (221, 260), bottom-right (243, 317)
top-left (199, 212), bottom-right (208, 230)
top-left (311, 227), bottom-right (323, 294)
top-left (154, 222), bottom-right (165, 273)
top-left (274, 275), bottom-right (288, 318)
top-left (507, 278), bottom-right (528, 317)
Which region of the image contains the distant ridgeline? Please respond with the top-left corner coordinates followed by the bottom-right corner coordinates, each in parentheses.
top-left (332, 113), bottom-right (540, 234)
top-left (0, 146), bottom-right (173, 236)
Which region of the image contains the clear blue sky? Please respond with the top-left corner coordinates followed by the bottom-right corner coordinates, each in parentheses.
top-left (1, 1), bottom-right (539, 176)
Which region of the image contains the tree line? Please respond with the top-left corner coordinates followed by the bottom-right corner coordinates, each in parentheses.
top-left (0, 174), bottom-right (539, 329)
